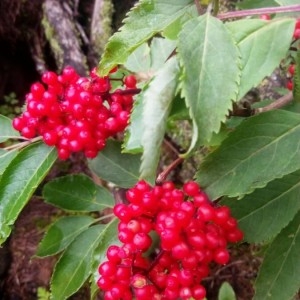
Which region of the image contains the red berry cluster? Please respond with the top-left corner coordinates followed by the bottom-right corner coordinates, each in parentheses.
top-left (293, 18), bottom-right (300, 40)
top-left (97, 181), bottom-right (243, 300)
top-left (286, 64), bottom-right (295, 91)
top-left (12, 66), bottom-right (138, 159)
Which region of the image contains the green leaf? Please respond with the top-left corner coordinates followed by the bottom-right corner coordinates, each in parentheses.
top-left (43, 174), bottom-right (114, 211)
top-left (91, 218), bottom-right (119, 298)
top-left (0, 115), bottom-right (20, 142)
top-left (237, 0), bottom-right (278, 9)
top-left (98, 0), bottom-right (195, 75)
top-left (293, 51), bottom-right (300, 102)
top-left (197, 110), bottom-right (300, 200)
top-left (36, 216), bottom-right (95, 257)
top-left (0, 142), bottom-right (57, 245)
top-left (0, 149), bottom-right (18, 177)
top-left (178, 14), bottom-right (240, 148)
top-left (276, 0), bottom-right (300, 5)
top-left (140, 57), bottom-right (179, 183)
top-left (88, 139), bottom-right (141, 188)
top-left (222, 170), bottom-right (300, 243)
top-left (254, 211), bottom-right (300, 300)
top-left (124, 42), bottom-right (151, 73)
top-left (51, 224), bottom-right (104, 300)
top-left (226, 18), bottom-right (295, 100)
top-left (218, 282), bottom-right (236, 300)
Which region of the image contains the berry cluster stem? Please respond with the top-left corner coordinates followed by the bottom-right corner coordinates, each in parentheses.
top-left (156, 157), bottom-right (184, 184)
top-left (218, 4), bottom-right (300, 20)
top-left (4, 136), bottom-right (42, 151)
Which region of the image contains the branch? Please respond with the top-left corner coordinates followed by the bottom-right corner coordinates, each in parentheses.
top-left (218, 4), bottom-right (300, 20)
top-left (255, 91), bottom-right (293, 114)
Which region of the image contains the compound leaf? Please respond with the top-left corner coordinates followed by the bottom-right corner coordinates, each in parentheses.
top-left (197, 110), bottom-right (300, 200)
top-left (88, 139), bottom-right (141, 188)
top-left (140, 57), bottom-right (179, 183)
top-left (51, 224), bottom-right (104, 300)
top-left (222, 170), bottom-right (300, 243)
top-left (36, 215), bottom-right (95, 257)
top-left (43, 174), bottom-right (114, 211)
top-left (98, 0), bottom-right (195, 75)
top-left (0, 142), bottom-right (57, 245)
top-left (178, 13), bottom-right (240, 148)
top-left (254, 211), bottom-right (300, 300)
top-left (226, 18), bottom-right (295, 100)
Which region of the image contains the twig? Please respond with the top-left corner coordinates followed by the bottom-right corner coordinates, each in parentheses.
top-left (156, 157), bottom-right (184, 184)
top-left (4, 136), bottom-right (42, 151)
top-left (254, 91), bottom-right (293, 114)
top-left (218, 4), bottom-right (300, 20)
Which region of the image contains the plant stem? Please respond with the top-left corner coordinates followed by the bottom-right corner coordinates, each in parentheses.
top-left (218, 4), bottom-right (300, 20)
top-left (156, 157), bottom-right (184, 184)
top-left (4, 136), bottom-right (42, 151)
top-left (194, 0), bottom-right (203, 15)
top-left (94, 213), bottom-right (115, 223)
top-left (255, 91), bottom-right (293, 114)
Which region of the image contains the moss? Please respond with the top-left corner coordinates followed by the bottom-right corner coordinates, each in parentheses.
top-left (41, 14), bottom-right (64, 70)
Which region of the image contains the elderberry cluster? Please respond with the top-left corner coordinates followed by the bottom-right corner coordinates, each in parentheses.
top-left (97, 181), bottom-right (243, 300)
top-left (12, 66), bottom-right (138, 159)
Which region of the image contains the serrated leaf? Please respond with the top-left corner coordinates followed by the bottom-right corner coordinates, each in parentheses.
top-left (226, 18), bottom-right (295, 100)
top-left (36, 216), bottom-right (95, 257)
top-left (51, 224), bottom-right (104, 300)
top-left (0, 115), bottom-right (20, 142)
top-left (140, 57), bottom-right (179, 183)
top-left (254, 211), bottom-right (300, 300)
top-left (0, 149), bottom-right (18, 177)
top-left (218, 282), bottom-right (236, 300)
top-left (197, 110), bottom-right (300, 200)
top-left (124, 42), bottom-right (151, 73)
top-left (123, 92), bottom-right (145, 154)
top-left (88, 139), bottom-right (141, 188)
top-left (43, 174), bottom-right (114, 211)
top-left (98, 0), bottom-right (195, 75)
top-left (222, 170), bottom-right (300, 243)
top-left (293, 51), bottom-right (300, 102)
top-left (178, 13), bottom-right (240, 148)
top-left (0, 142), bottom-right (57, 245)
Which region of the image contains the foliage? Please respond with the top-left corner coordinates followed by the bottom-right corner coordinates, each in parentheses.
top-left (1, 0), bottom-right (300, 299)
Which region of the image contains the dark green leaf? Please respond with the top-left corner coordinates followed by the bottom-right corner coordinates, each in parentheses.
top-left (222, 170), bottom-right (300, 243)
top-left (43, 174), bottom-right (114, 211)
top-left (254, 211), bottom-right (300, 300)
top-left (0, 149), bottom-right (18, 177)
top-left (36, 216), bottom-right (95, 257)
top-left (88, 139), bottom-right (141, 188)
top-left (197, 110), bottom-right (300, 200)
top-left (218, 282), bottom-right (236, 300)
top-left (237, 0), bottom-right (278, 9)
top-left (0, 115), bottom-right (20, 142)
top-left (178, 14), bottom-right (240, 148)
top-left (98, 0), bottom-right (195, 75)
top-left (51, 224), bottom-right (104, 300)
top-left (226, 18), bottom-right (295, 100)
top-left (140, 57), bottom-right (179, 183)
top-left (0, 142), bottom-right (57, 244)
top-left (293, 51), bottom-right (300, 102)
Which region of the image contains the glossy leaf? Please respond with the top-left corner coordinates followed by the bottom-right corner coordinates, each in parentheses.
top-left (254, 211), bottom-right (300, 300)
top-left (178, 13), bottom-right (240, 148)
top-left (140, 57), bottom-right (179, 183)
top-left (0, 142), bottom-right (57, 244)
top-left (43, 174), bottom-right (114, 211)
top-left (222, 170), bottom-right (300, 243)
top-left (218, 282), bottom-right (236, 300)
top-left (226, 18), bottom-right (295, 100)
top-left (98, 0), bottom-right (195, 75)
top-left (51, 224), bottom-right (104, 300)
top-left (197, 110), bottom-right (300, 200)
top-left (36, 216), bottom-right (95, 257)
top-left (0, 149), bottom-right (18, 177)
top-left (0, 115), bottom-right (20, 142)
top-left (88, 139), bottom-right (141, 188)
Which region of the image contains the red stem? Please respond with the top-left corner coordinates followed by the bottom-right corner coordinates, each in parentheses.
top-left (218, 4), bottom-right (300, 20)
